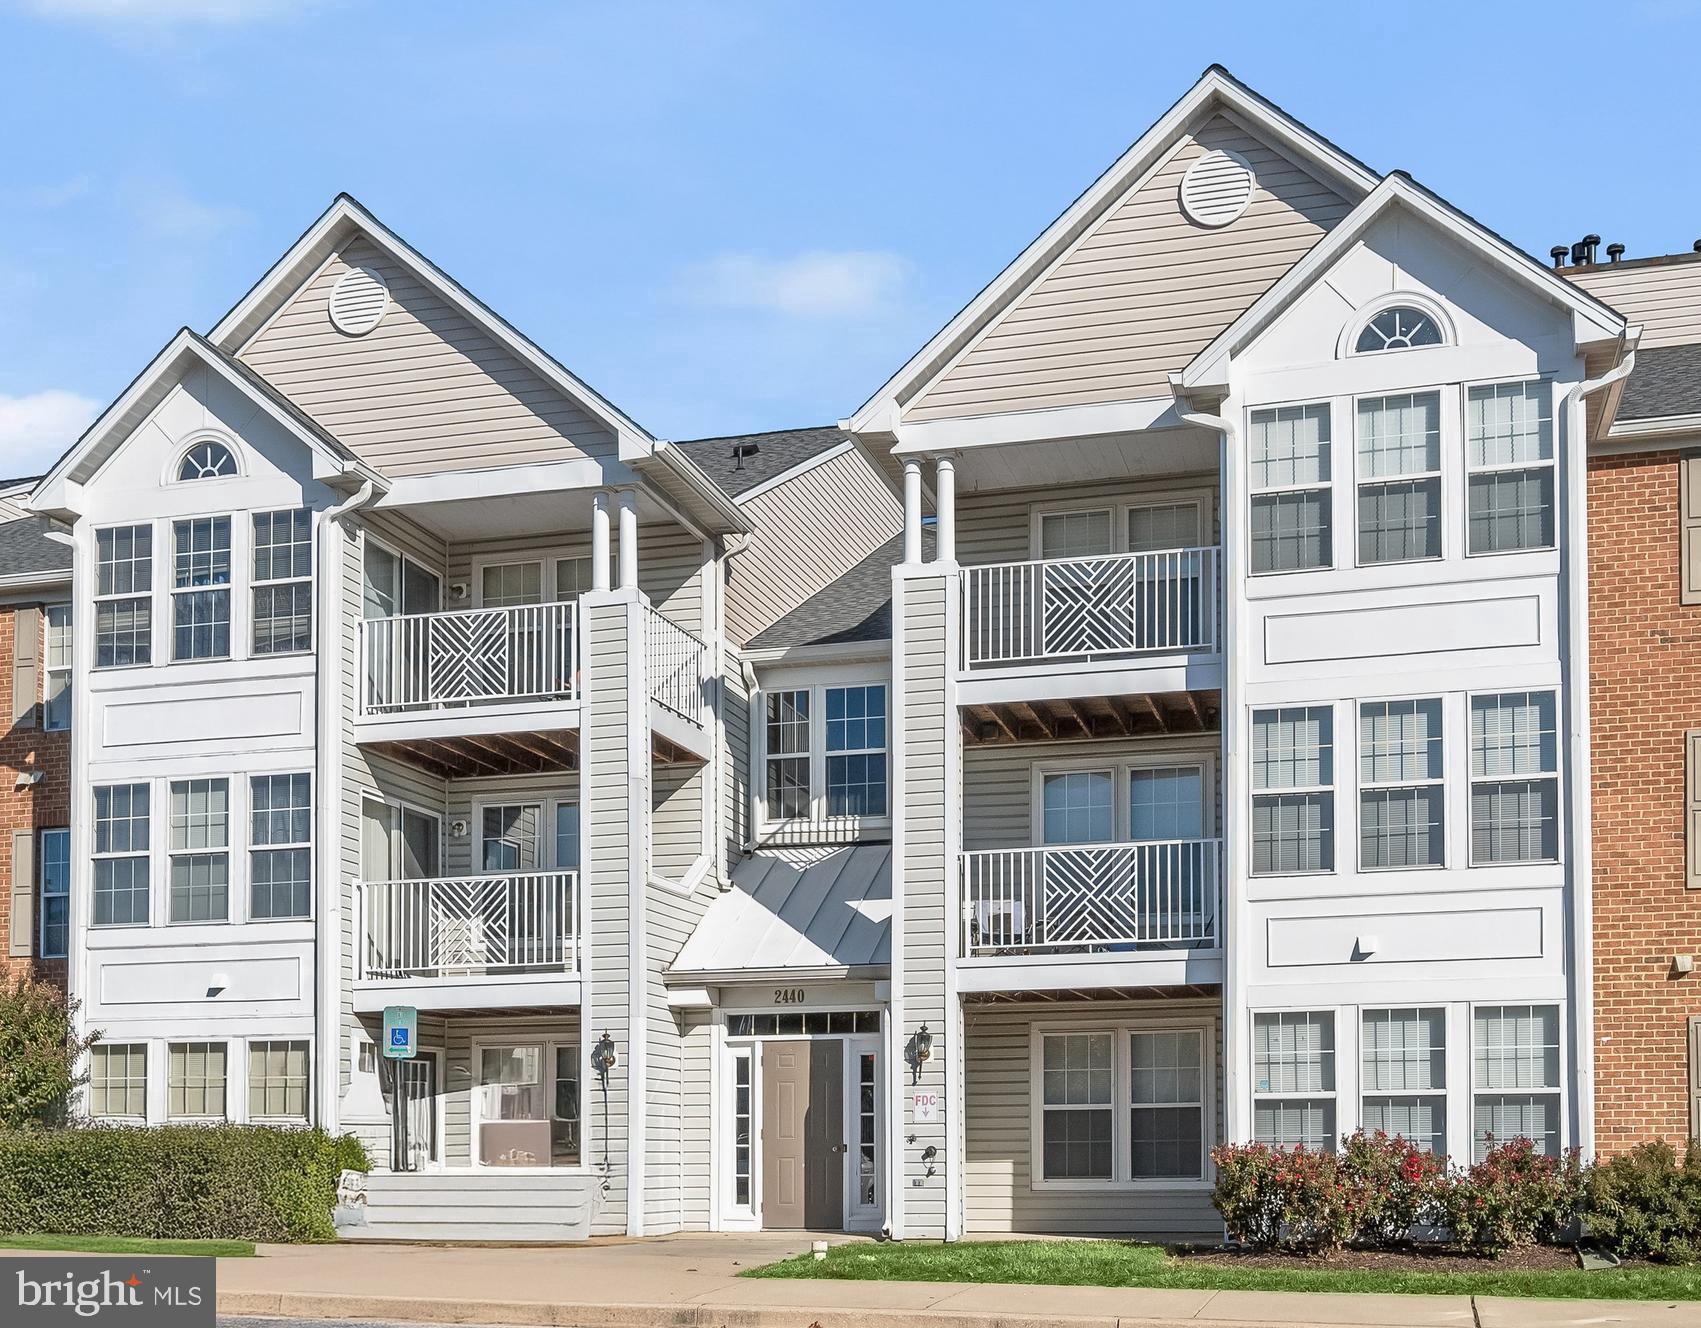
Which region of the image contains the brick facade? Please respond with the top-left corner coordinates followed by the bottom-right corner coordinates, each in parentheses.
top-left (1588, 447), bottom-right (1701, 1149)
top-left (0, 602), bottom-right (70, 990)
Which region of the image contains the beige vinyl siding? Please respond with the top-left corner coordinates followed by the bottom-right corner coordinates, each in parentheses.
top-left (651, 762), bottom-right (705, 882)
top-left (725, 448), bottom-right (902, 644)
top-left (680, 1010), bottom-right (715, 1229)
top-left (1567, 259), bottom-right (1701, 350)
top-left (905, 117), bottom-right (1351, 422)
top-left (722, 650), bottom-right (752, 859)
top-left (897, 575), bottom-right (951, 1235)
top-left (964, 1000), bottom-right (1222, 1237)
top-left (958, 476), bottom-right (1221, 568)
top-left (241, 237), bottom-right (617, 477)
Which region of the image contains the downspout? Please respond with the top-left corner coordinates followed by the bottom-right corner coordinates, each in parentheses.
top-left (1563, 342), bottom-right (1636, 1160)
top-left (1177, 398), bottom-right (1241, 1159)
top-left (316, 478), bottom-right (381, 1133)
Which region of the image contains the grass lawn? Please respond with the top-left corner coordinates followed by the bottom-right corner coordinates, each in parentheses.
top-left (746, 1240), bottom-right (1701, 1302)
top-left (0, 1235), bottom-right (256, 1257)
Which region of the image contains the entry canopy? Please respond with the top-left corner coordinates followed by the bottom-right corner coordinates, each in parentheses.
top-left (671, 845), bottom-right (892, 983)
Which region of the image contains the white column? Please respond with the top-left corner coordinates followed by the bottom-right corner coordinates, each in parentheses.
top-left (617, 489), bottom-right (638, 591)
top-left (903, 459), bottom-right (923, 563)
top-left (591, 491), bottom-right (612, 591)
top-left (935, 456), bottom-right (956, 563)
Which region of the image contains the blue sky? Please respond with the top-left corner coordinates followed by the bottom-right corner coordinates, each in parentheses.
top-left (1, 1), bottom-right (1697, 475)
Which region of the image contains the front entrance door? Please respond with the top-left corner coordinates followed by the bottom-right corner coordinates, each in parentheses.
top-left (760, 1040), bottom-right (844, 1229)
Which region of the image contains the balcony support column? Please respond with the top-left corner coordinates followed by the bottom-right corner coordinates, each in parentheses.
top-left (617, 488), bottom-right (639, 591)
top-left (934, 456), bottom-right (956, 563)
top-left (903, 459), bottom-right (923, 564)
top-left (591, 491), bottom-right (612, 591)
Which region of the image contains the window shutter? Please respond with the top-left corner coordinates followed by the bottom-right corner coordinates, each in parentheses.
top-left (9, 830), bottom-right (33, 958)
top-left (11, 604), bottom-right (39, 728)
top-left (1689, 732), bottom-right (1701, 891)
top-left (1690, 1017), bottom-right (1701, 1144)
top-left (1681, 455), bottom-right (1701, 605)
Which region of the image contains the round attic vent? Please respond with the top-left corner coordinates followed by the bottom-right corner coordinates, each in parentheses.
top-left (329, 264), bottom-right (390, 336)
top-left (1179, 149), bottom-right (1256, 228)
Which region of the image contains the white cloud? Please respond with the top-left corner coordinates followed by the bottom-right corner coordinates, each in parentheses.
top-left (682, 250), bottom-right (910, 319)
top-left (0, 390), bottom-right (101, 475)
top-left (23, 0), bottom-right (304, 20)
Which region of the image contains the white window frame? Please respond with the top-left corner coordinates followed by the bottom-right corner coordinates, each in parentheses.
top-left (249, 772), bottom-right (313, 921)
top-left (471, 546), bottom-right (600, 611)
top-left (43, 602), bottom-right (71, 730)
top-left (723, 1040), bottom-right (759, 1225)
top-left (1469, 1002), bottom-right (1565, 1161)
top-left (468, 1036), bottom-right (587, 1173)
top-left (251, 507), bottom-right (314, 656)
top-left (168, 433), bottom-right (243, 484)
top-left (1358, 696), bottom-right (1446, 872)
top-left (361, 533), bottom-right (442, 620)
top-left (167, 776), bottom-right (232, 925)
top-left (92, 523), bottom-right (153, 671)
top-left (1464, 378), bottom-right (1557, 557)
top-left (752, 673), bottom-right (892, 836)
top-left (1467, 689), bottom-right (1562, 867)
top-left (1247, 402), bottom-right (1333, 576)
top-left (1353, 390), bottom-right (1444, 566)
top-left (91, 781), bottom-right (151, 928)
top-left (474, 796), bottom-right (579, 874)
top-left (1028, 1017), bottom-right (1217, 1191)
top-left (166, 1040), bottom-right (229, 1121)
top-left (38, 827), bottom-right (69, 959)
top-left (88, 1042), bottom-right (148, 1122)
top-left (1344, 298), bottom-right (1453, 356)
top-left (1250, 1009), bottom-right (1339, 1152)
top-left (1360, 1007), bottom-right (1448, 1155)
top-left (169, 514), bottom-right (235, 663)
top-left (1027, 490), bottom-right (1213, 559)
top-left (360, 792), bottom-right (444, 883)
top-left (1029, 754), bottom-right (1217, 849)
top-left (1250, 705), bottom-right (1336, 877)
top-left (245, 1038), bottom-right (312, 1124)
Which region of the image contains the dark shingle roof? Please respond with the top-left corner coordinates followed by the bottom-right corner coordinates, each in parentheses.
top-left (0, 515), bottom-right (71, 582)
top-left (746, 529), bottom-right (932, 651)
top-left (1619, 344), bottom-right (1701, 422)
top-left (675, 426), bottom-right (849, 500)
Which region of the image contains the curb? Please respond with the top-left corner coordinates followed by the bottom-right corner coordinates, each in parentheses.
top-left (216, 1289), bottom-right (1435, 1328)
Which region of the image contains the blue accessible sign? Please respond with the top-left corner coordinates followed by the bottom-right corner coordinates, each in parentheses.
top-left (382, 1005), bottom-right (418, 1060)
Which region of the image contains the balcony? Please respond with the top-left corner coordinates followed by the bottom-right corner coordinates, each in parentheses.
top-left (959, 547), bottom-right (1221, 708)
top-left (644, 604), bottom-right (711, 761)
top-left (355, 870), bottom-right (581, 1012)
top-left (959, 839), bottom-right (1223, 991)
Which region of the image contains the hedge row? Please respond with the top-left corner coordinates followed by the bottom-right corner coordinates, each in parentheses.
top-left (1213, 1133), bottom-right (1701, 1263)
top-left (0, 1125), bottom-right (369, 1244)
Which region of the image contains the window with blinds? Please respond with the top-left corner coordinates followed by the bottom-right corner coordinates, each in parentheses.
top-left (1360, 699), bottom-right (1445, 870)
top-left (1253, 1011), bottom-right (1336, 1151)
top-left (1250, 404), bottom-right (1332, 574)
top-left (1252, 707), bottom-right (1334, 874)
top-left (1357, 393), bottom-right (1442, 564)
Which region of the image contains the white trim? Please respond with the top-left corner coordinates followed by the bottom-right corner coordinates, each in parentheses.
top-left (163, 430), bottom-right (247, 487)
top-left (467, 1036), bottom-right (590, 1174)
top-left (1338, 292), bottom-right (1457, 360)
top-left (893, 398), bottom-right (1183, 454)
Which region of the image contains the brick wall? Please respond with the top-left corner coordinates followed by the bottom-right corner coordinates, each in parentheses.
top-left (0, 602), bottom-right (70, 990)
top-left (1588, 448), bottom-right (1701, 1149)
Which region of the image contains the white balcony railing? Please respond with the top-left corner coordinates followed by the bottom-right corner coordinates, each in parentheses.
top-left (645, 605), bottom-right (707, 726)
top-left (360, 602), bottom-right (578, 715)
top-left (961, 838), bottom-right (1221, 957)
top-left (961, 546), bottom-right (1219, 668)
top-left (359, 871), bottom-right (580, 979)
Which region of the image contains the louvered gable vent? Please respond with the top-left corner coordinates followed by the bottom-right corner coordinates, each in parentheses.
top-left (1179, 148), bottom-right (1256, 228)
top-left (329, 263), bottom-right (390, 335)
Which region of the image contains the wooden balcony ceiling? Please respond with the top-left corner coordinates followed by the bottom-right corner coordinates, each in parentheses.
top-left (962, 689), bottom-right (1220, 746)
top-left (965, 983), bottom-right (1220, 1006)
top-left (367, 730), bottom-right (580, 779)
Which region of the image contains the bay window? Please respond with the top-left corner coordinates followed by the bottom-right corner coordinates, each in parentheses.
top-left (1362, 1008), bottom-right (1447, 1153)
top-left (169, 777), bottom-right (229, 923)
top-left (252, 508), bottom-right (313, 654)
top-left (251, 773), bottom-right (312, 920)
top-left (761, 682), bottom-right (889, 826)
top-left (94, 524), bottom-right (152, 668)
top-left (93, 783), bottom-right (150, 926)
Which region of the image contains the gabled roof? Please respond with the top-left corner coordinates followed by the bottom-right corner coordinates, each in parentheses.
top-left (746, 528), bottom-right (933, 651)
top-left (846, 65), bottom-right (1380, 435)
top-left (0, 514), bottom-right (72, 588)
top-left (677, 425), bottom-right (851, 500)
top-left (1180, 172), bottom-right (1630, 395)
top-left (210, 193), bottom-right (656, 460)
top-left (29, 328), bottom-right (386, 520)
top-left (1617, 344), bottom-right (1701, 422)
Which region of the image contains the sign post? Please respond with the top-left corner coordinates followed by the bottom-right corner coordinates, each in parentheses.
top-left (382, 1006), bottom-right (418, 1171)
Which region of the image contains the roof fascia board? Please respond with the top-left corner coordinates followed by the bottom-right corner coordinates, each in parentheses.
top-left (1605, 410), bottom-right (1701, 441)
top-left (1182, 178), bottom-right (1628, 392)
top-left (637, 442), bottom-right (754, 535)
top-left (0, 572), bottom-right (71, 594)
top-left (728, 440), bottom-right (855, 504)
top-left (894, 397), bottom-right (1181, 456)
top-left (846, 68), bottom-right (1378, 435)
top-left (741, 640), bottom-right (894, 666)
top-left (373, 456), bottom-right (638, 510)
top-left (663, 964), bottom-right (891, 986)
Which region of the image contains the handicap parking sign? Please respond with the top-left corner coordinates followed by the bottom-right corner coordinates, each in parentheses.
top-left (382, 1006), bottom-right (417, 1060)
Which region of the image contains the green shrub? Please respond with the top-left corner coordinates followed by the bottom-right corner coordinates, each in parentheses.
top-left (1339, 1130), bottom-right (1448, 1245)
top-left (0, 976), bottom-right (99, 1128)
top-left (0, 1125), bottom-right (368, 1243)
top-left (1437, 1138), bottom-right (1585, 1256)
top-left (1211, 1142), bottom-right (1365, 1253)
top-left (1584, 1141), bottom-right (1701, 1264)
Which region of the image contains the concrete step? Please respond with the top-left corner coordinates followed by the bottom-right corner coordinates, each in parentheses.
top-left (365, 1171), bottom-right (585, 1192)
top-left (342, 1221), bottom-right (583, 1242)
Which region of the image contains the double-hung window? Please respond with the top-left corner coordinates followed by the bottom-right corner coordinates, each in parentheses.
top-left (763, 684), bottom-right (890, 825)
top-left (252, 508), bottom-right (313, 655)
top-left (167, 1041), bottom-right (227, 1119)
top-left (1357, 392), bottom-right (1441, 563)
top-left (251, 773), bottom-right (311, 920)
top-left (1253, 1011), bottom-right (1336, 1150)
top-left (1039, 1031), bottom-right (1114, 1180)
top-left (1250, 404), bottom-right (1331, 573)
top-left (43, 604), bottom-right (71, 730)
top-left (169, 777), bottom-right (229, 922)
top-left (38, 828), bottom-right (69, 958)
top-left (1467, 381), bottom-right (1555, 554)
top-left (765, 690), bottom-right (810, 820)
top-left (1359, 699), bottom-right (1444, 870)
top-left (1469, 691), bottom-right (1559, 863)
top-left (1129, 1029), bottom-right (1206, 1179)
top-left (172, 516), bottom-right (232, 660)
top-left (1251, 707), bottom-right (1334, 874)
top-left (94, 525), bottom-right (152, 668)
top-left (248, 1040), bottom-right (310, 1122)
top-left (89, 1043), bottom-right (147, 1119)
top-left (1473, 1004), bottom-right (1561, 1159)
top-left (92, 783), bottom-right (150, 925)
top-left (825, 685), bottom-right (888, 816)
top-left (1362, 1008), bottom-right (1446, 1153)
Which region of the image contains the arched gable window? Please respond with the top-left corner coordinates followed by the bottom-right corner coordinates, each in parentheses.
top-left (1353, 306), bottom-right (1444, 354)
top-left (176, 440), bottom-right (238, 482)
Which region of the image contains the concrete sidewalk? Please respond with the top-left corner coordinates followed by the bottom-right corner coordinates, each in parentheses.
top-left (205, 1234), bottom-right (1698, 1328)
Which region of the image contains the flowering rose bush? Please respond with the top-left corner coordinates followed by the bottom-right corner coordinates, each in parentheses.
top-left (1339, 1130), bottom-right (1448, 1245)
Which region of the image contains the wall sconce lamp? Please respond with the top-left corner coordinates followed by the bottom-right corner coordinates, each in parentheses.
top-left (916, 1024), bottom-right (933, 1064)
top-left (591, 1031), bottom-right (618, 1084)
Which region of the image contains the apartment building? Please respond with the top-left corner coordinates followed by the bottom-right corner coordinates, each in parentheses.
top-left (1563, 247), bottom-right (1701, 1149)
top-left (0, 486), bottom-right (73, 988)
top-left (14, 65), bottom-right (1658, 1242)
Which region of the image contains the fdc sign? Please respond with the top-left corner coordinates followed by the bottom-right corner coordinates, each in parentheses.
top-left (383, 1005), bottom-right (417, 1060)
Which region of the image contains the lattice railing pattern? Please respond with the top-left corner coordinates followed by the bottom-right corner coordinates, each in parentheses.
top-left (360, 871), bottom-right (579, 978)
top-left (361, 602), bottom-right (577, 714)
top-left (962, 546), bottom-right (1219, 667)
top-left (645, 605), bottom-right (707, 726)
top-left (961, 839), bottom-right (1221, 956)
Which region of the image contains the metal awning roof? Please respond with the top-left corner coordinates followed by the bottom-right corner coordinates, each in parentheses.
top-left (671, 844), bottom-right (892, 979)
